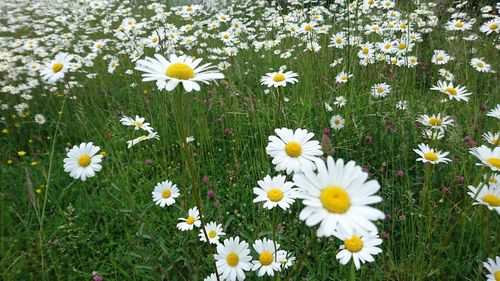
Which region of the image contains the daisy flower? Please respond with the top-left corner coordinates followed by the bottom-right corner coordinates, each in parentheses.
top-left (63, 142), bottom-right (103, 181)
top-left (470, 145), bottom-right (500, 171)
top-left (199, 221), bottom-right (225, 244)
top-left (266, 128), bottom-right (323, 174)
top-left (177, 206), bottom-right (201, 231)
top-left (431, 50), bottom-right (452, 65)
top-left (467, 183), bottom-right (500, 214)
top-left (483, 256), bottom-right (500, 281)
top-left (34, 114), bottom-right (46, 125)
top-left (135, 54), bottom-right (224, 92)
top-left (127, 131), bottom-right (159, 148)
top-left (371, 83), bottom-right (391, 98)
top-left (334, 230), bottom-right (383, 270)
top-left (293, 156), bottom-right (384, 237)
top-left (151, 180), bottom-right (180, 207)
top-left (445, 19), bottom-right (473, 31)
top-left (330, 115), bottom-right (345, 130)
top-left (214, 237), bottom-right (253, 281)
top-left (483, 132), bottom-right (500, 146)
top-left (334, 96), bottom-right (347, 108)
top-left (203, 273), bottom-right (219, 281)
top-left (413, 143), bottom-right (451, 164)
top-left (252, 238), bottom-right (281, 277)
top-left (430, 81), bottom-right (471, 102)
top-left (40, 52), bottom-right (73, 83)
top-left (120, 115), bottom-right (153, 132)
top-left (487, 104), bottom-right (500, 119)
top-left (260, 70), bottom-right (298, 88)
top-left (335, 71), bottom-right (353, 84)
top-left (417, 113), bottom-right (454, 131)
top-left (480, 19), bottom-right (499, 35)
top-left (253, 175), bottom-right (297, 210)
top-left (276, 250), bottom-right (295, 269)
top-left (470, 58), bottom-right (491, 73)
top-left (438, 68), bottom-right (455, 81)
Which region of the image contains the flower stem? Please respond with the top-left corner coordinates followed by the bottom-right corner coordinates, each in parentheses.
top-left (349, 260), bottom-right (356, 281)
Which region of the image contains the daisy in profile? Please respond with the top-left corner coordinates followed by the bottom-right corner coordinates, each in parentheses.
top-left (214, 237), bottom-right (253, 281)
top-left (487, 104), bottom-right (500, 119)
top-left (330, 115), bottom-right (345, 130)
top-left (467, 183), bottom-right (500, 214)
top-left (260, 70), bottom-right (298, 88)
top-left (40, 53), bottom-right (73, 83)
top-left (63, 142), bottom-right (103, 181)
top-left (135, 54), bottom-right (224, 92)
top-left (483, 132), bottom-right (500, 146)
top-left (470, 58), bottom-right (491, 73)
top-left (253, 175), bottom-right (297, 210)
top-left (430, 81), bottom-right (471, 102)
top-left (334, 230), bottom-right (383, 270)
top-left (151, 180), bottom-right (180, 207)
top-left (293, 157), bottom-right (384, 237)
top-left (127, 131), bottom-right (159, 148)
top-left (276, 250), bottom-right (295, 269)
top-left (483, 256), bottom-right (500, 280)
top-left (177, 207), bottom-right (201, 231)
top-left (371, 83), bottom-right (391, 98)
top-left (417, 113), bottom-right (454, 131)
top-left (413, 143), bottom-right (451, 164)
top-left (120, 115), bottom-right (153, 132)
top-left (266, 128), bottom-right (323, 174)
top-left (199, 221), bottom-right (225, 244)
top-left (470, 145), bottom-right (500, 171)
top-left (252, 238), bottom-right (281, 277)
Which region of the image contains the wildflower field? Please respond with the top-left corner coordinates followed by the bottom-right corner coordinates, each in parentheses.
top-left (1, 0), bottom-right (499, 280)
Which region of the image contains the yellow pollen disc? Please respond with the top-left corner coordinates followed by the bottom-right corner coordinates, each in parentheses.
top-left (162, 189), bottom-right (171, 199)
top-left (399, 43), bottom-right (406, 50)
top-left (428, 117), bottom-right (442, 126)
top-left (494, 271), bottom-right (500, 281)
top-left (285, 141), bottom-right (302, 157)
top-left (444, 87), bottom-right (457, 96)
top-left (490, 177), bottom-right (498, 184)
top-left (336, 38), bottom-right (342, 44)
top-left (455, 22), bottom-right (464, 28)
top-left (208, 230), bottom-right (217, 238)
top-left (78, 155), bottom-right (91, 167)
top-left (377, 87), bottom-right (384, 93)
top-left (320, 186), bottom-right (350, 213)
top-left (384, 44), bottom-right (391, 49)
top-left (135, 121), bottom-right (143, 127)
top-left (490, 24), bottom-right (498, 30)
top-left (273, 73), bottom-right (286, 82)
top-left (476, 62), bottom-right (484, 68)
top-left (482, 194), bottom-right (500, 207)
top-left (267, 188), bottom-right (284, 202)
top-left (259, 251), bottom-right (274, 266)
top-left (305, 24), bottom-right (312, 31)
top-left (52, 63), bottom-right (64, 73)
top-left (335, 120), bottom-right (340, 125)
top-left (437, 56), bottom-right (444, 61)
top-left (291, 27), bottom-right (296, 32)
top-left (223, 34), bottom-right (229, 39)
top-left (344, 235), bottom-right (363, 252)
top-left (152, 37), bottom-right (158, 43)
top-left (166, 63), bottom-right (195, 80)
top-left (400, 23), bottom-right (408, 28)
top-left (186, 6), bottom-right (193, 11)
top-left (424, 152), bottom-right (438, 162)
top-left (362, 48), bottom-right (369, 54)
top-left (226, 252), bottom-right (239, 267)
top-left (486, 157), bottom-right (500, 169)
top-left (186, 216), bottom-right (195, 225)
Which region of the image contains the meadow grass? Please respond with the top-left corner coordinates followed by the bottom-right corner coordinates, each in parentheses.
top-left (0, 0), bottom-right (499, 280)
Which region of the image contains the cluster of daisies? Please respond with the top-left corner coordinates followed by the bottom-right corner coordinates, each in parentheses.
top-left (119, 115), bottom-right (159, 148)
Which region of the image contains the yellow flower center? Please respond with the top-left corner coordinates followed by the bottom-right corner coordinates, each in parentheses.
top-left (490, 24), bottom-right (498, 30)
top-left (476, 62), bottom-right (484, 68)
top-left (384, 44), bottom-right (391, 49)
top-left (267, 188), bottom-right (284, 202)
top-left (186, 6), bottom-right (193, 11)
top-left (399, 43), bottom-right (406, 50)
top-left (166, 63), bottom-right (195, 80)
top-left (135, 121), bottom-right (143, 127)
top-left (494, 271), bottom-right (500, 281)
top-left (259, 251), bottom-right (274, 266)
top-left (186, 216), bottom-right (195, 225)
top-left (486, 157), bottom-right (500, 169)
top-left (78, 155), bottom-right (91, 167)
top-left (334, 119), bottom-right (340, 125)
top-left (52, 63), bottom-right (64, 73)
top-left (455, 22), bottom-right (464, 28)
top-left (273, 73), bottom-right (286, 82)
top-left (226, 252), bottom-right (239, 267)
top-left (428, 117), bottom-right (442, 126)
top-left (424, 152), bottom-right (438, 161)
top-left (285, 141), bottom-right (302, 157)
top-left (162, 189), bottom-right (171, 199)
top-left (444, 87), bottom-right (457, 96)
top-left (336, 38), bottom-right (342, 44)
top-left (320, 186), bottom-right (350, 213)
top-left (152, 37), bottom-right (158, 43)
top-left (362, 47), bottom-right (369, 54)
top-left (223, 34), bottom-right (229, 39)
top-left (482, 194), bottom-right (500, 207)
top-left (344, 235), bottom-right (363, 252)
top-left (490, 177), bottom-right (498, 184)
top-left (376, 87), bottom-right (384, 93)
top-left (208, 230), bottom-right (217, 238)
top-left (437, 56), bottom-right (444, 61)
top-left (304, 24), bottom-right (312, 31)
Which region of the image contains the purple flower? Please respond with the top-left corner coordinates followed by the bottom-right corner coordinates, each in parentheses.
top-left (381, 231), bottom-right (390, 239)
top-left (201, 176), bottom-right (209, 185)
top-left (323, 127), bottom-right (331, 135)
top-left (364, 135), bottom-right (373, 144)
top-left (398, 215), bottom-right (407, 222)
top-left (396, 170), bottom-right (404, 178)
top-left (207, 189), bottom-right (215, 199)
top-left (455, 176), bottom-right (464, 184)
top-left (92, 272), bottom-right (103, 281)
top-left (145, 159), bottom-right (153, 165)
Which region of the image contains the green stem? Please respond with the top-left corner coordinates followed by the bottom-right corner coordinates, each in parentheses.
top-left (349, 260), bottom-right (356, 281)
